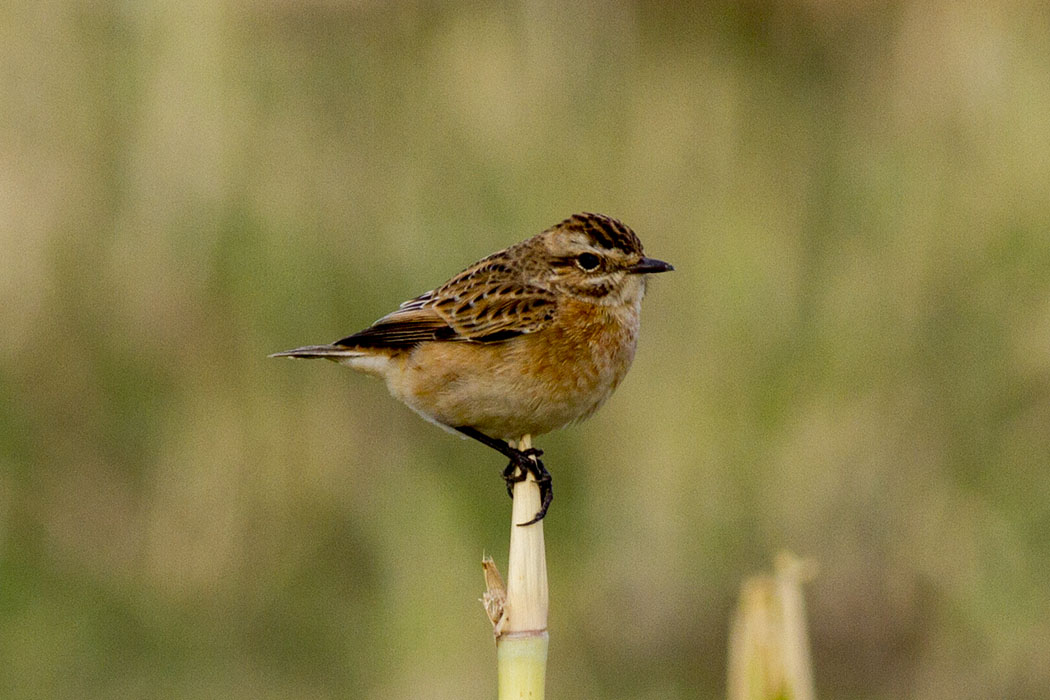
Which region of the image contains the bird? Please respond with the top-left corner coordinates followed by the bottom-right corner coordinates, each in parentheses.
top-left (271, 212), bottom-right (672, 525)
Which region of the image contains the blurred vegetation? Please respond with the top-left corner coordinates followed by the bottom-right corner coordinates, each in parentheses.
top-left (3, 1), bottom-right (1050, 698)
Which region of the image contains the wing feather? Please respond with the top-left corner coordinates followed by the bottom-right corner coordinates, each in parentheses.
top-left (335, 257), bottom-right (557, 349)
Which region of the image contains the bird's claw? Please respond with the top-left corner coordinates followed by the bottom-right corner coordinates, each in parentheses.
top-left (502, 448), bottom-right (552, 526)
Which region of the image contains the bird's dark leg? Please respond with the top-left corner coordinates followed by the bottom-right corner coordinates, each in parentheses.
top-left (455, 426), bottom-right (552, 525)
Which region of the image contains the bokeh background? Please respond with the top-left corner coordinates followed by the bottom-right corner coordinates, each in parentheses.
top-left (3, 1), bottom-right (1050, 698)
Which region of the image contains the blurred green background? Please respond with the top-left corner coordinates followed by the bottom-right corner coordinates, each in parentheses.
top-left (3, 1), bottom-right (1050, 698)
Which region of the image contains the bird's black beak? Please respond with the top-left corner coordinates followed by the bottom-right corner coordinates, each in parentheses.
top-left (628, 257), bottom-right (674, 274)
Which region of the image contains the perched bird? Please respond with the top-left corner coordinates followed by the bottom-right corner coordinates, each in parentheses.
top-left (272, 213), bottom-right (672, 524)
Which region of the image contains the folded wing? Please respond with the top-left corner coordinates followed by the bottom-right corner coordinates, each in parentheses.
top-left (336, 263), bottom-right (557, 349)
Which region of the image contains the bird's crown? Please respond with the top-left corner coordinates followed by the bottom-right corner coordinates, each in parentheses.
top-left (548, 212), bottom-right (644, 256)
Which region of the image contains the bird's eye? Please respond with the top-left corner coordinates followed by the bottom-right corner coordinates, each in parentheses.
top-left (576, 253), bottom-right (601, 271)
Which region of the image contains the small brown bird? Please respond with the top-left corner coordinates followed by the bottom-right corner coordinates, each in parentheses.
top-left (272, 213), bottom-right (672, 524)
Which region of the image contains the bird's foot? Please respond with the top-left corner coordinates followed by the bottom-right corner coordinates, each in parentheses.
top-left (502, 447), bottom-right (552, 526)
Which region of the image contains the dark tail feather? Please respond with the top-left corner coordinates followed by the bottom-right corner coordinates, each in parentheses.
top-left (268, 344), bottom-right (361, 359)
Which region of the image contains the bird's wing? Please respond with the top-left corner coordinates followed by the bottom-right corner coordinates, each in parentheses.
top-left (434, 282), bottom-right (557, 342)
top-left (335, 261), bottom-right (557, 349)
top-left (333, 302), bottom-right (456, 348)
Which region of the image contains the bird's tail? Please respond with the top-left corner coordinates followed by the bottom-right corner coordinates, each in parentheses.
top-left (269, 344), bottom-right (363, 360)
